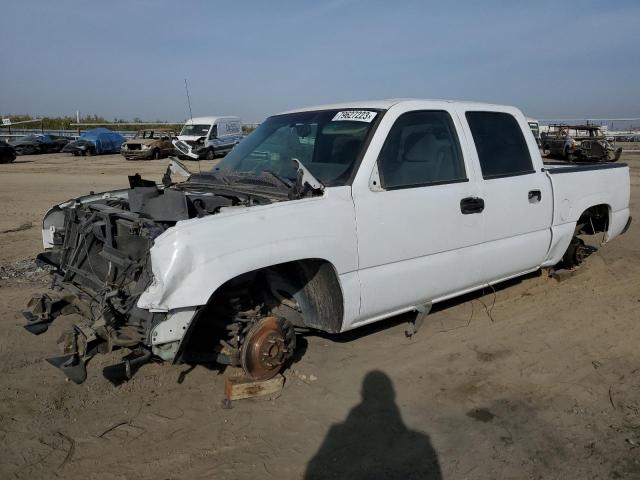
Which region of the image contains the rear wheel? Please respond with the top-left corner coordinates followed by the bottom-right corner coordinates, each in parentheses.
top-left (205, 148), bottom-right (215, 160)
top-left (153, 148), bottom-right (160, 160)
top-left (562, 236), bottom-right (589, 268)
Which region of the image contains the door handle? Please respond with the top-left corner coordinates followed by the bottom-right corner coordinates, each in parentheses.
top-left (528, 190), bottom-right (542, 203)
top-left (460, 197), bottom-right (485, 214)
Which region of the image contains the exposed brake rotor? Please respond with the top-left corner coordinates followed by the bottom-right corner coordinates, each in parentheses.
top-left (240, 316), bottom-right (295, 380)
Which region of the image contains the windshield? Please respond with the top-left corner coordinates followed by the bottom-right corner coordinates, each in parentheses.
top-left (215, 109), bottom-right (380, 186)
top-left (180, 124), bottom-right (210, 137)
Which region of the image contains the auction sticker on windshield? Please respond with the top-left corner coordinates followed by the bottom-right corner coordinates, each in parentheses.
top-left (332, 111), bottom-right (377, 122)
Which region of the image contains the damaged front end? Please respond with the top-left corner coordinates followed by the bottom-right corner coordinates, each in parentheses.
top-left (24, 160), bottom-right (298, 384)
top-left (24, 176), bottom-right (170, 383)
top-left (172, 137), bottom-right (209, 160)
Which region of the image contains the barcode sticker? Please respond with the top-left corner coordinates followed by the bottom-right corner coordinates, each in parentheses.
top-left (332, 111), bottom-right (377, 123)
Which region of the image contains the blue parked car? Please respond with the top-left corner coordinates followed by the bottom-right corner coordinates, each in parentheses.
top-left (62, 128), bottom-right (125, 156)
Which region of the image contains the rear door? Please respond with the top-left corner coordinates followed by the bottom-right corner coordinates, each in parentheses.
top-left (457, 108), bottom-right (553, 282)
top-left (352, 105), bottom-right (485, 325)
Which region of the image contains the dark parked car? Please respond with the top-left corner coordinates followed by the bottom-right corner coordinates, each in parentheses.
top-left (0, 140), bottom-right (16, 163)
top-left (9, 134), bottom-right (71, 155)
top-left (62, 128), bottom-right (125, 156)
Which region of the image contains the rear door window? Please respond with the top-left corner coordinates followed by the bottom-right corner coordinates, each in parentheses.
top-left (465, 112), bottom-right (534, 179)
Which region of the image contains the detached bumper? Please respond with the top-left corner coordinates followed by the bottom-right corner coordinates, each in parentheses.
top-left (173, 140), bottom-right (203, 160)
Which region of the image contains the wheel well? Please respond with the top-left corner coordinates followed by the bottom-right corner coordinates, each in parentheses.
top-left (575, 204), bottom-right (610, 235)
top-left (266, 259), bottom-right (345, 333)
top-left (178, 259), bottom-right (344, 358)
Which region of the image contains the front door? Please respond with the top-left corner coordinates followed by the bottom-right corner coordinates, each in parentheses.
top-left (351, 107), bottom-right (485, 327)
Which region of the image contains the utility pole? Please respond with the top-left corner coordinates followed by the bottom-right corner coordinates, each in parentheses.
top-left (184, 79), bottom-right (193, 121)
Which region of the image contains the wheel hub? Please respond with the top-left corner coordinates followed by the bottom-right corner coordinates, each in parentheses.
top-left (240, 316), bottom-right (295, 380)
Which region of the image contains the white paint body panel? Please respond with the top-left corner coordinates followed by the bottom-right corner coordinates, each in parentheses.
top-left (351, 101), bottom-right (485, 325)
top-left (151, 308), bottom-right (197, 345)
top-left (137, 187), bottom-right (361, 317)
top-left (453, 104), bottom-right (554, 282)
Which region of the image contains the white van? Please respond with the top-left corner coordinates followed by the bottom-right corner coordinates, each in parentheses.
top-left (173, 116), bottom-right (243, 160)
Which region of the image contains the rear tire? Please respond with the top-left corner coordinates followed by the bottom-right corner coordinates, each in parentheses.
top-left (206, 148), bottom-right (215, 160)
top-left (153, 148), bottom-right (160, 160)
top-left (561, 236), bottom-right (588, 268)
top-left (563, 148), bottom-right (575, 162)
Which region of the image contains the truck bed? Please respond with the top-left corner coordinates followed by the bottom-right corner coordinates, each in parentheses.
top-left (543, 161), bottom-right (628, 174)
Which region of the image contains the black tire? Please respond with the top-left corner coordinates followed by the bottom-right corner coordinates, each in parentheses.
top-left (153, 148), bottom-right (160, 160)
top-left (563, 148), bottom-right (575, 162)
top-left (205, 148), bottom-right (215, 160)
top-left (561, 237), bottom-right (587, 268)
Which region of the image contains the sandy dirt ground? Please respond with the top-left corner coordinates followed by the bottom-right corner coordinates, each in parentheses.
top-left (0, 149), bottom-right (639, 479)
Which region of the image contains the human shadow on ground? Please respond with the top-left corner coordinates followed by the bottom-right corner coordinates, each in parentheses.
top-left (305, 370), bottom-right (442, 480)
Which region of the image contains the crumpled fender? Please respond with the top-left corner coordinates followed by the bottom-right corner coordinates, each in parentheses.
top-left (137, 187), bottom-right (358, 311)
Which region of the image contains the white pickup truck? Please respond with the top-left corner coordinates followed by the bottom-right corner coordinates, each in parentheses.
top-left (25, 99), bottom-right (631, 384)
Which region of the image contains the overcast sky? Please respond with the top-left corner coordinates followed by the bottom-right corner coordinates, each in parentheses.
top-left (1, 0), bottom-right (638, 123)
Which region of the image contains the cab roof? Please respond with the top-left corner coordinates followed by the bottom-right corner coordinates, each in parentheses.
top-left (280, 98), bottom-right (513, 115)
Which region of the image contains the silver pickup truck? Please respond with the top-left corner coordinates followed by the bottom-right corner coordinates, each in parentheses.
top-left (23, 99), bottom-right (631, 384)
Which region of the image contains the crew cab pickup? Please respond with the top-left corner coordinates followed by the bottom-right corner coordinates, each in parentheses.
top-left (25, 99), bottom-right (631, 384)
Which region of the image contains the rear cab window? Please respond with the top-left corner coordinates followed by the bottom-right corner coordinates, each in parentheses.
top-left (465, 111), bottom-right (534, 179)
